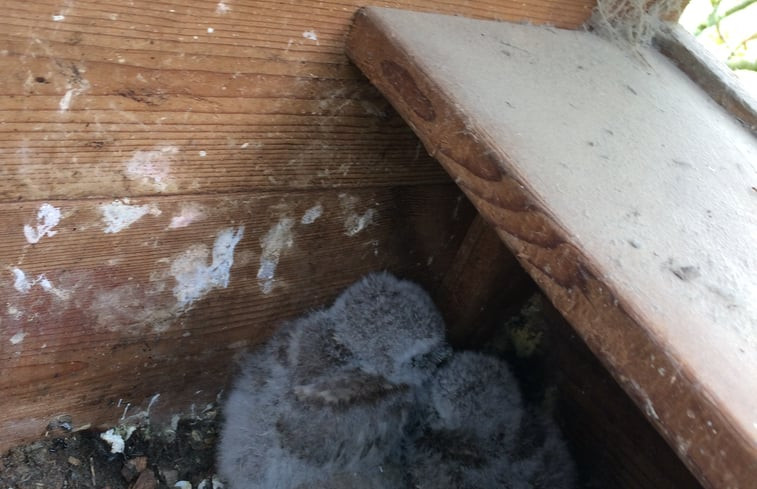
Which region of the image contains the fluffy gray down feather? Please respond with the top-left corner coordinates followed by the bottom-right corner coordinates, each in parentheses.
top-left (217, 272), bottom-right (576, 488)
top-left (407, 351), bottom-right (576, 489)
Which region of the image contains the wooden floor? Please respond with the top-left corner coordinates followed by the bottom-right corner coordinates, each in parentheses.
top-left (346, 7), bottom-right (757, 489)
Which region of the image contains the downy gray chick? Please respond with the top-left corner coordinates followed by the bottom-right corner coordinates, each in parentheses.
top-left (329, 271), bottom-right (451, 387)
top-left (218, 272), bottom-right (448, 489)
top-left (216, 316), bottom-right (322, 489)
top-left (408, 350), bottom-right (577, 488)
top-left (292, 464), bottom-right (407, 489)
top-left (276, 273), bottom-right (449, 472)
top-left (407, 351), bottom-right (529, 488)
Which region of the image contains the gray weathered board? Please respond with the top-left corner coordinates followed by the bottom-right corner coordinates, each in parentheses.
top-left (347, 7), bottom-right (757, 489)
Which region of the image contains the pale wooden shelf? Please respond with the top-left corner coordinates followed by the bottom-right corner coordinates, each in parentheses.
top-left (347, 8), bottom-right (757, 489)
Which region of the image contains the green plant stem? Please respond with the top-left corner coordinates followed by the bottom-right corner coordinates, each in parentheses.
top-left (727, 58), bottom-right (757, 70)
top-left (695, 0), bottom-right (757, 35)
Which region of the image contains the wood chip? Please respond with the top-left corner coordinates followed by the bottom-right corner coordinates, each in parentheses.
top-left (129, 469), bottom-right (157, 489)
top-left (121, 456), bottom-right (149, 482)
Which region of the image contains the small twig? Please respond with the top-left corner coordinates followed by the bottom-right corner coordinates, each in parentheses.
top-left (90, 457), bottom-right (96, 487)
top-left (727, 31), bottom-right (757, 59)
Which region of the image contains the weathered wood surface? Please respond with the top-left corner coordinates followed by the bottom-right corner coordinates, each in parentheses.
top-left (538, 299), bottom-right (706, 489)
top-left (0, 185), bottom-right (475, 452)
top-left (436, 214), bottom-right (533, 347)
top-left (436, 223), bottom-right (704, 489)
top-left (347, 7), bottom-right (757, 489)
top-left (1, 0), bottom-right (597, 451)
top-left (655, 23), bottom-right (757, 135)
top-left (0, 0), bottom-right (595, 201)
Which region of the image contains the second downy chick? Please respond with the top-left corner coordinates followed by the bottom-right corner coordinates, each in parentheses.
top-left (409, 350), bottom-right (577, 488)
top-left (406, 351), bottom-right (523, 488)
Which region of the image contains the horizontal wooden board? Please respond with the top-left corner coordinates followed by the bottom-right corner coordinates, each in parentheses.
top-left (346, 8), bottom-right (757, 489)
top-left (0, 0), bottom-right (595, 201)
top-left (0, 184), bottom-right (475, 452)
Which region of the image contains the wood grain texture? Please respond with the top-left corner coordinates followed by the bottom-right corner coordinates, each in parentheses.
top-left (439, 253), bottom-right (703, 489)
top-left (0, 0), bottom-right (595, 202)
top-left (0, 184), bottom-right (475, 452)
top-left (536, 299), bottom-right (705, 489)
top-left (435, 221), bottom-right (702, 488)
top-left (435, 214), bottom-right (534, 347)
top-left (0, 0), bottom-right (597, 452)
top-left (347, 8), bottom-right (757, 489)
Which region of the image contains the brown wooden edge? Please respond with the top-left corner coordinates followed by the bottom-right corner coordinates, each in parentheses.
top-left (346, 7), bottom-right (757, 489)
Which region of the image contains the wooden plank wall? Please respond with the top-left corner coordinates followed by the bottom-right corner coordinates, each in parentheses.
top-left (0, 0), bottom-right (595, 452)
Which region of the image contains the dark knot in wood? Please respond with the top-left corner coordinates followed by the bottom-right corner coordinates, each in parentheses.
top-left (380, 60), bottom-right (436, 122)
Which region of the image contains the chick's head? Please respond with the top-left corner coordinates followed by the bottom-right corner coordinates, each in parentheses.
top-left (428, 352), bottom-right (523, 444)
top-left (331, 272), bottom-right (447, 385)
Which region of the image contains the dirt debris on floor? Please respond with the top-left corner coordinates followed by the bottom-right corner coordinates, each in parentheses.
top-left (0, 406), bottom-right (220, 489)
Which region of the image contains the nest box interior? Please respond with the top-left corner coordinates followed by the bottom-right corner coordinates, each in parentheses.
top-left (1, 1), bottom-right (755, 489)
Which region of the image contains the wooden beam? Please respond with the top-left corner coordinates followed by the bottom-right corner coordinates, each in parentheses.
top-left (346, 8), bottom-right (757, 489)
top-left (654, 23), bottom-right (757, 135)
top-left (538, 299), bottom-right (705, 489)
top-left (435, 214), bottom-right (534, 347)
top-left (0, 0), bottom-right (595, 202)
